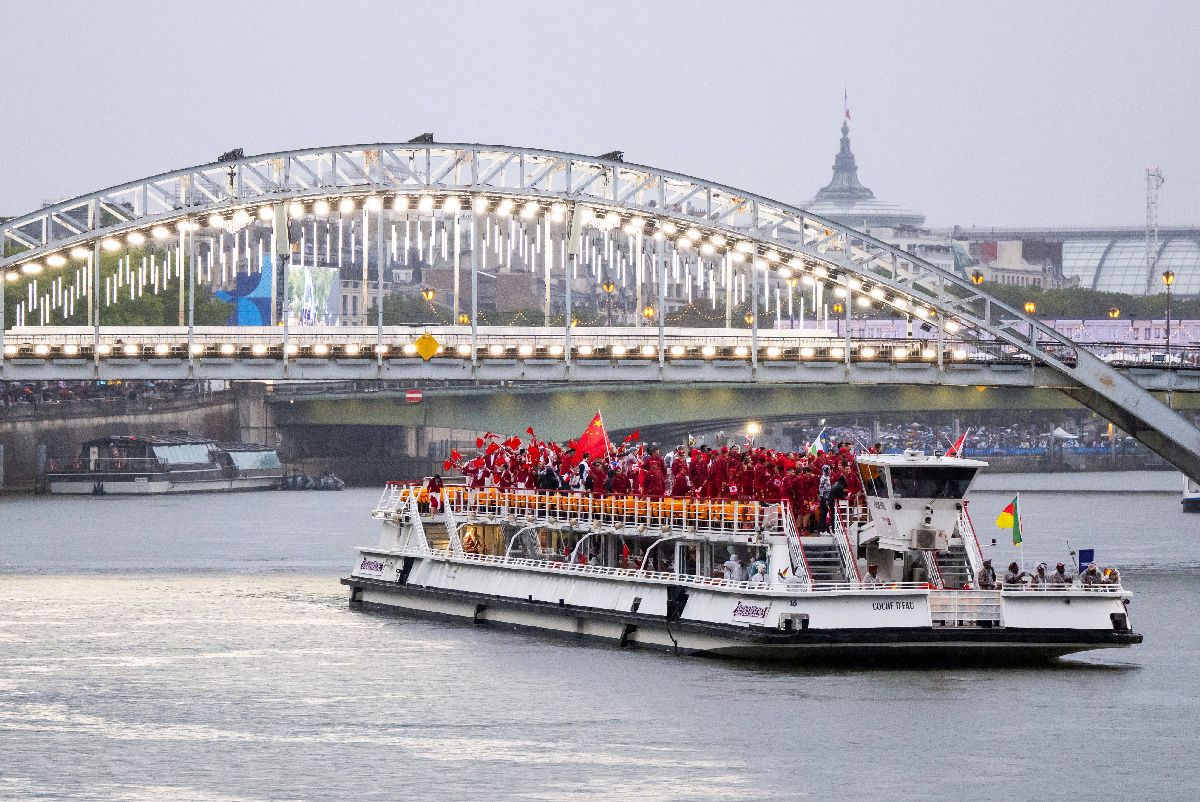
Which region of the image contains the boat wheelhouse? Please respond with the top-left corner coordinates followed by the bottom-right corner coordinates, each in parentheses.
top-left (344, 452), bottom-right (1140, 664)
top-left (44, 434), bottom-right (283, 494)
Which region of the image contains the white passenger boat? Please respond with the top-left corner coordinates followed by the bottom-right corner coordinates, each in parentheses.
top-left (1184, 475), bottom-right (1200, 513)
top-left (343, 452), bottom-right (1140, 664)
top-left (44, 434), bottom-right (283, 494)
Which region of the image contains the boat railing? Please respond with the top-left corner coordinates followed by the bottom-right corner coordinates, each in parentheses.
top-left (920, 550), bottom-right (945, 589)
top-left (406, 546), bottom-right (932, 594)
top-left (929, 590), bottom-right (1002, 626)
top-left (831, 501), bottom-right (864, 583)
top-left (1000, 582), bottom-right (1125, 593)
top-left (435, 486), bottom-right (790, 539)
top-left (781, 507), bottom-right (812, 589)
top-left (958, 502), bottom-right (985, 583)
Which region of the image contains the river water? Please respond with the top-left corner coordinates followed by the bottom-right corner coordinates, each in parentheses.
top-left (0, 473), bottom-right (1197, 801)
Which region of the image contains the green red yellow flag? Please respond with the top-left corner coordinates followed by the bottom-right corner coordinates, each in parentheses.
top-left (995, 496), bottom-right (1022, 546)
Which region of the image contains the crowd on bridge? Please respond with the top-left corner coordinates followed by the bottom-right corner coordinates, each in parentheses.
top-left (444, 419), bottom-right (868, 533)
top-left (1, 379), bottom-right (208, 408)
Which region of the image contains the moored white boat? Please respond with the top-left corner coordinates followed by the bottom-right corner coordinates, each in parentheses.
top-left (1184, 475), bottom-right (1200, 513)
top-left (343, 452), bottom-right (1140, 664)
top-left (44, 434), bottom-right (283, 495)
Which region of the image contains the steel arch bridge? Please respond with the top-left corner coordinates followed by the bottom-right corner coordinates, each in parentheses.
top-left (1, 140), bottom-right (1199, 481)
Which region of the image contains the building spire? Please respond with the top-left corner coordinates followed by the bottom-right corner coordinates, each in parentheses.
top-left (813, 118), bottom-right (875, 204)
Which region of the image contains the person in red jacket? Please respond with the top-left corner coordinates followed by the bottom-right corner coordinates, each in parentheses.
top-left (668, 469), bottom-right (690, 497)
top-left (642, 465), bottom-right (665, 498)
top-left (688, 450), bottom-right (709, 497)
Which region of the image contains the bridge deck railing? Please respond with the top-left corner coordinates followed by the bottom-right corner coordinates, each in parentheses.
top-left (5, 326), bottom-right (1198, 368)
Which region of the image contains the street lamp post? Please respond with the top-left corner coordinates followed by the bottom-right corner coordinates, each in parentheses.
top-left (1163, 270), bottom-right (1175, 361)
top-left (601, 277), bottom-right (616, 327)
top-left (785, 274), bottom-right (798, 328)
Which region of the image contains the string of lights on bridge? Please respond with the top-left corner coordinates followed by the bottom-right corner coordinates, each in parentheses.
top-left (2, 192), bottom-right (960, 336)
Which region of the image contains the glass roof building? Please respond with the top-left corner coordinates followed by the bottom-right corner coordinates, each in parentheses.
top-left (949, 227), bottom-right (1200, 296)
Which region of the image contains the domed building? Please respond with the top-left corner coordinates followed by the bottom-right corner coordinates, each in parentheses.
top-left (805, 120), bottom-right (926, 232)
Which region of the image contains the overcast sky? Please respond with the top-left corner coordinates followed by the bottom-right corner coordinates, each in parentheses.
top-left (1, 1), bottom-right (1195, 227)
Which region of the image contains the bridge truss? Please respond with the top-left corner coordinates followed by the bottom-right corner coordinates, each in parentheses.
top-left (1, 141), bottom-right (1198, 480)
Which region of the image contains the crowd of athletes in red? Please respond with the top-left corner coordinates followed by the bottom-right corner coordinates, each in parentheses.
top-left (444, 419), bottom-right (870, 532)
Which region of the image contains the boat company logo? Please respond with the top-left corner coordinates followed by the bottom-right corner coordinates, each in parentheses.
top-left (357, 557), bottom-right (388, 576)
top-left (732, 600), bottom-right (772, 624)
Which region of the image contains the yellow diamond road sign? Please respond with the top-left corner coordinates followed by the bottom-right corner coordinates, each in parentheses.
top-left (413, 332), bottom-right (440, 361)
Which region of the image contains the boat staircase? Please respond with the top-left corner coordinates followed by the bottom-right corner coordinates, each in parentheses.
top-left (797, 539), bottom-right (846, 582)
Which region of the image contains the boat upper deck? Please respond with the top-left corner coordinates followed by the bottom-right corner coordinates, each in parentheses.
top-left (374, 481), bottom-right (800, 540)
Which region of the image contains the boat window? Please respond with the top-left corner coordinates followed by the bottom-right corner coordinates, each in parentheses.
top-left (889, 467), bottom-right (978, 499)
top-left (858, 463), bottom-right (887, 496)
top-left (152, 444), bottom-right (214, 465)
top-left (228, 451), bottom-right (282, 470)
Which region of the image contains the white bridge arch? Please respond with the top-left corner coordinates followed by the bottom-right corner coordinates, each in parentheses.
top-left (1, 140), bottom-right (1198, 480)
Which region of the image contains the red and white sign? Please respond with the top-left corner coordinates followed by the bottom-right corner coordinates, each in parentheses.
top-left (404, 388), bottom-right (423, 404)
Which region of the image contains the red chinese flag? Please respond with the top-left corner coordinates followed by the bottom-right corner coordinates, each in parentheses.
top-left (624, 429), bottom-right (640, 443)
top-left (450, 448), bottom-right (461, 462)
top-left (504, 436), bottom-right (522, 450)
top-left (526, 426), bottom-right (536, 436)
top-left (475, 437), bottom-right (484, 448)
top-left (485, 442), bottom-right (500, 455)
top-left (442, 460), bottom-right (452, 472)
top-left (571, 412), bottom-right (612, 467)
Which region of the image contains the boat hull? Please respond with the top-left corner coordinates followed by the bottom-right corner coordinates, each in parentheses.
top-left (342, 574), bottom-right (1141, 666)
top-left (47, 475), bottom-right (280, 495)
